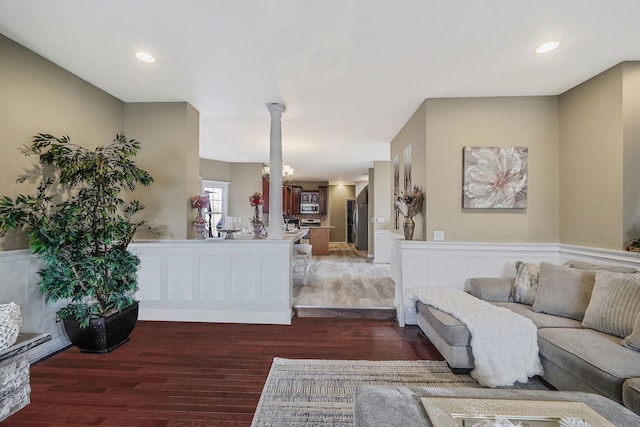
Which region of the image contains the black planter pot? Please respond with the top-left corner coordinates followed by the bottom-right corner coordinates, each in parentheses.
top-left (62, 302), bottom-right (139, 354)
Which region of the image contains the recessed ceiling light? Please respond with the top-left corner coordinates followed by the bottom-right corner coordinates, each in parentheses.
top-left (135, 51), bottom-right (156, 63)
top-left (535, 40), bottom-right (560, 54)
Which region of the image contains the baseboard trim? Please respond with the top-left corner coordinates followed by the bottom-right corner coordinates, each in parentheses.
top-left (139, 308), bottom-right (292, 325)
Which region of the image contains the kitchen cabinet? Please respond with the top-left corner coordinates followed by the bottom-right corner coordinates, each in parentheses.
top-left (262, 179), bottom-right (301, 216)
top-left (291, 186), bottom-right (301, 215)
top-left (301, 191), bottom-right (319, 203)
top-left (308, 226), bottom-right (333, 255)
top-left (282, 186), bottom-right (291, 215)
top-left (262, 177), bottom-right (270, 214)
top-left (318, 186), bottom-right (327, 215)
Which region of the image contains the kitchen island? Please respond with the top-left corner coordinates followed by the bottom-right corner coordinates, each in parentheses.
top-left (307, 226), bottom-right (335, 255)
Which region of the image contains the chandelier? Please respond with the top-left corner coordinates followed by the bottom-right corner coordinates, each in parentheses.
top-left (262, 165), bottom-right (295, 182)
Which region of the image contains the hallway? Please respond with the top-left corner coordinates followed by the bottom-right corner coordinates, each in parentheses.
top-left (292, 242), bottom-right (395, 308)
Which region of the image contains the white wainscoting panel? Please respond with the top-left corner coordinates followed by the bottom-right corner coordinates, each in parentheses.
top-left (136, 254), bottom-right (162, 301)
top-left (262, 254), bottom-right (289, 299)
top-left (392, 241), bottom-right (559, 326)
top-left (5, 238), bottom-right (640, 361)
top-left (558, 244), bottom-right (640, 268)
top-left (0, 250), bottom-right (69, 363)
top-left (131, 239), bottom-right (294, 325)
top-left (393, 241), bottom-right (640, 327)
top-left (168, 255), bottom-right (193, 300)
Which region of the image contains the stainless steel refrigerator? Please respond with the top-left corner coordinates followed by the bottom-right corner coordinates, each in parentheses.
top-left (353, 203), bottom-right (368, 250)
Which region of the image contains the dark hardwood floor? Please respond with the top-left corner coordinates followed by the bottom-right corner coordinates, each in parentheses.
top-left (5, 318), bottom-right (442, 427)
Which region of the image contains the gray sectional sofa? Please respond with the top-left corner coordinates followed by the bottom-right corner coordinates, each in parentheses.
top-left (415, 261), bottom-right (640, 415)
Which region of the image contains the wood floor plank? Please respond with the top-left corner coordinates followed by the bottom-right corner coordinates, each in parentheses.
top-left (293, 243), bottom-right (394, 307)
top-left (4, 319), bottom-right (441, 426)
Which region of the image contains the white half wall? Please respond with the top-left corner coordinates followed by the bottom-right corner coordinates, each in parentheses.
top-left (0, 251), bottom-right (69, 363)
top-left (131, 239), bottom-right (294, 324)
top-left (392, 240), bottom-right (640, 326)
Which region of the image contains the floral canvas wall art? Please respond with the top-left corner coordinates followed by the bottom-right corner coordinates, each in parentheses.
top-left (403, 144), bottom-right (412, 192)
top-left (462, 146), bottom-right (528, 209)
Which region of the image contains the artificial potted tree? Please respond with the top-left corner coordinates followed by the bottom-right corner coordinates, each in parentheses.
top-left (0, 133), bottom-right (154, 353)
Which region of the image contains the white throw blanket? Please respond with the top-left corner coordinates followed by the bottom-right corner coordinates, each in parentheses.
top-left (406, 287), bottom-right (543, 387)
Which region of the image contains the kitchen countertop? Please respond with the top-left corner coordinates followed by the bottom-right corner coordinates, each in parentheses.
top-left (283, 230), bottom-right (308, 241)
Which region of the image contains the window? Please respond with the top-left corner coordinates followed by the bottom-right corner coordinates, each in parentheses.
top-left (201, 180), bottom-right (229, 237)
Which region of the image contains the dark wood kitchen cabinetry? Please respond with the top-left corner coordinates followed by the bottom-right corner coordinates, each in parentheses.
top-left (261, 178), bottom-right (301, 215)
top-left (260, 177), bottom-right (269, 214)
top-left (283, 186), bottom-right (302, 215)
top-left (301, 191), bottom-right (319, 204)
top-left (262, 177), bottom-right (270, 213)
top-left (318, 186), bottom-right (327, 215)
top-left (291, 186), bottom-right (301, 215)
top-left (282, 186), bottom-right (291, 215)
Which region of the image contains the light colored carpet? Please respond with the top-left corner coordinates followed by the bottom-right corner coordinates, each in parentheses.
top-left (251, 358), bottom-right (548, 427)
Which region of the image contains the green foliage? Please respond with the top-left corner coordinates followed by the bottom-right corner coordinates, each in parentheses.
top-left (0, 133), bottom-right (154, 327)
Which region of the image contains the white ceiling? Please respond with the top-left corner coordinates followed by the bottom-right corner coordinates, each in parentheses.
top-left (2, 1), bottom-right (640, 183)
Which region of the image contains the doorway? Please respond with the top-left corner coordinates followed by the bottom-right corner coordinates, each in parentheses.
top-left (346, 199), bottom-right (355, 243)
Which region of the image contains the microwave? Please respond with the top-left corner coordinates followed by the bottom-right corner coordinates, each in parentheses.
top-left (300, 203), bottom-right (320, 213)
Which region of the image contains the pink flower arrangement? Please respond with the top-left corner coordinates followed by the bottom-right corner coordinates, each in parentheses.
top-left (191, 195), bottom-right (209, 209)
top-left (249, 192), bottom-right (264, 207)
top-left (249, 192), bottom-right (264, 224)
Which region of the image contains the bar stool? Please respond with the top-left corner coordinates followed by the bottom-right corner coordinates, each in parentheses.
top-left (293, 243), bottom-right (312, 285)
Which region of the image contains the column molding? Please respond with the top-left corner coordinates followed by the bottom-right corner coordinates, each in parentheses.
top-left (267, 103), bottom-right (286, 239)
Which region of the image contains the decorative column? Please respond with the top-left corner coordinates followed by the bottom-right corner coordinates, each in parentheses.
top-left (267, 103), bottom-right (286, 239)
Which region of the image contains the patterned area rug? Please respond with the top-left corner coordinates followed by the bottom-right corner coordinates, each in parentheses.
top-left (251, 358), bottom-right (547, 427)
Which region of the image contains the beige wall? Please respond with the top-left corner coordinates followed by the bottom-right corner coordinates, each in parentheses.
top-left (372, 161), bottom-right (391, 256)
top-left (558, 61), bottom-right (640, 249)
top-left (200, 160), bottom-right (264, 228)
top-left (559, 66), bottom-right (624, 249)
top-left (622, 63), bottom-right (640, 243)
top-left (200, 158), bottom-right (232, 182)
top-left (385, 62), bottom-right (640, 249)
top-left (125, 102), bottom-right (200, 240)
top-left (229, 163), bottom-right (263, 226)
top-left (355, 182), bottom-right (368, 198)
top-left (289, 180), bottom-right (328, 190)
top-left (425, 96), bottom-right (559, 243)
top-left (328, 184), bottom-right (355, 242)
top-left (367, 168), bottom-right (374, 255)
top-left (185, 105), bottom-right (201, 228)
top-left (373, 161), bottom-right (391, 231)
top-left (0, 35), bottom-right (207, 245)
top-left (0, 35), bottom-right (125, 250)
top-left (390, 101), bottom-right (427, 239)
top-left (391, 97), bottom-right (560, 243)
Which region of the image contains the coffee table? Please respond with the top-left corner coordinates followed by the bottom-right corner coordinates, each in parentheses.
top-left (353, 387), bottom-right (640, 427)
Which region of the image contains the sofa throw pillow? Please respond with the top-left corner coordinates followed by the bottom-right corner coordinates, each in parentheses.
top-left (511, 261), bottom-right (539, 305)
top-left (582, 270), bottom-right (640, 338)
top-left (622, 313), bottom-right (640, 352)
top-left (563, 260), bottom-right (638, 274)
top-left (532, 262), bottom-right (596, 321)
